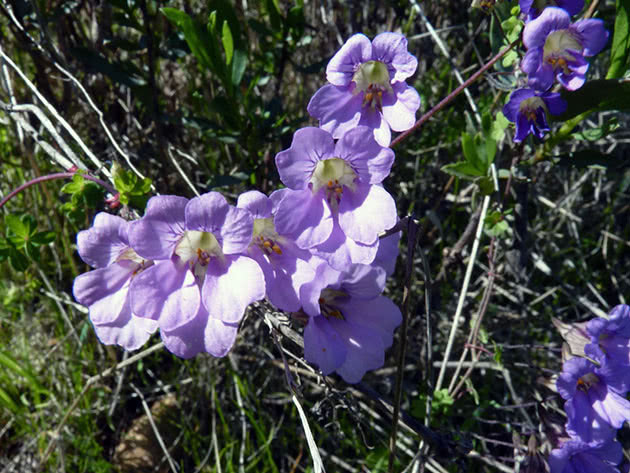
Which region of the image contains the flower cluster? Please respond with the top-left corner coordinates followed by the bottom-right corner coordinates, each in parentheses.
top-left (73, 32), bottom-right (420, 383)
top-left (504, 2), bottom-right (608, 142)
top-left (549, 305), bottom-right (630, 472)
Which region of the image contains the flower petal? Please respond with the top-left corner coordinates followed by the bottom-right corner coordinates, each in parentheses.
top-left (342, 296), bottom-right (402, 348)
top-left (313, 223), bottom-right (378, 269)
top-left (522, 7), bottom-right (571, 50)
top-left (328, 317), bottom-right (385, 383)
top-left (73, 261), bottom-right (136, 324)
top-left (237, 190), bottom-right (272, 219)
top-left (334, 127), bottom-right (394, 185)
top-left (275, 128), bottom-right (335, 190)
top-left (304, 316), bottom-right (347, 375)
top-left (130, 259), bottom-right (201, 331)
top-left (77, 213), bottom-right (129, 268)
top-left (381, 82), bottom-right (421, 132)
top-left (274, 188), bottom-right (333, 249)
top-left (307, 84), bottom-right (364, 140)
top-left (326, 34), bottom-right (372, 86)
top-left (202, 254), bottom-right (265, 323)
top-left (371, 32), bottom-right (418, 82)
top-left (572, 19), bottom-right (608, 57)
top-left (93, 310), bottom-right (158, 351)
top-left (339, 184), bottom-right (397, 244)
top-left (129, 195), bottom-right (188, 260)
top-left (358, 108), bottom-right (391, 147)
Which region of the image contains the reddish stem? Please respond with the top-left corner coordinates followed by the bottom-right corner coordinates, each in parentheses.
top-left (0, 172), bottom-right (117, 210)
top-left (391, 38), bottom-right (519, 148)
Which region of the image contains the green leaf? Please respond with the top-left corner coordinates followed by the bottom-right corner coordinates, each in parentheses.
top-left (461, 132), bottom-right (480, 167)
top-left (222, 20), bottom-right (234, 65)
top-left (113, 165), bottom-right (138, 193)
top-left (162, 8), bottom-right (226, 84)
top-left (441, 161), bottom-right (486, 179)
top-left (5, 214), bottom-right (28, 239)
top-left (8, 246), bottom-right (29, 272)
top-left (264, 0), bottom-right (283, 33)
top-left (231, 49), bottom-right (248, 85)
top-left (0, 350), bottom-right (48, 394)
top-left (61, 173), bottom-right (86, 194)
top-left (30, 231), bottom-right (56, 246)
top-left (607, 0), bottom-right (630, 79)
top-left (0, 385), bottom-right (20, 414)
top-left (571, 117), bottom-right (620, 141)
top-left (555, 79), bottom-right (630, 121)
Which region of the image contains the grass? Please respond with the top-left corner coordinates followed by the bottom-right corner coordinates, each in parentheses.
top-left (1, 0), bottom-right (630, 472)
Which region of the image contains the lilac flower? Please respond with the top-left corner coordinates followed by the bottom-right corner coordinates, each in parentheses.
top-left (520, 0), bottom-right (584, 21)
top-left (307, 32), bottom-right (421, 146)
top-left (585, 305), bottom-right (630, 391)
top-left (128, 192), bottom-right (265, 357)
top-left (274, 126), bottom-right (397, 270)
top-left (548, 439), bottom-right (622, 473)
top-left (556, 357), bottom-right (630, 442)
top-left (298, 263), bottom-right (402, 383)
top-left (503, 88), bottom-right (567, 142)
top-left (236, 190), bottom-right (321, 312)
top-left (73, 213), bottom-right (158, 350)
top-left (521, 7), bottom-right (608, 91)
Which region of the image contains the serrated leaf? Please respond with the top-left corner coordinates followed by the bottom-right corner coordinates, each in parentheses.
top-left (61, 173), bottom-right (85, 194)
top-left (114, 168), bottom-right (137, 193)
top-left (607, 0), bottom-right (630, 79)
top-left (222, 20), bottom-right (234, 64)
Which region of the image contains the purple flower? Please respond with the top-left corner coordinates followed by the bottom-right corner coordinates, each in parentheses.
top-left (73, 213), bottom-right (158, 350)
top-left (520, 0), bottom-right (584, 21)
top-left (548, 439), bottom-right (622, 473)
top-left (556, 357), bottom-right (630, 442)
top-left (585, 305), bottom-right (630, 391)
top-left (307, 32), bottom-right (421, 146)
top-left (128, 192), bottom-right (265, 358)
top-left (521, 7), bottom-right (608, 91)
top-left (236, 190), bottom-right (322, 312)
top-left (503, 88), bottom-right (567, 142)
top-left (299, 263), bottom-right (402, 383)
top-left (274, 126), bottom-right (397, 269)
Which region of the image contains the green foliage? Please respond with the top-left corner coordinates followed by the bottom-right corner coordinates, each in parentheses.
top-left (0, 213), bottom-right (55, 271)
top-left (60, 173), bottom-right (105, 224)
top-left (112, 163), bottom-right (152, 209)
top-left (441, 112), bottom-right (507, 194)
top-left (607, 0), bottom-right (630, 79)
top-left (484, 209), bottom-right (511, 238)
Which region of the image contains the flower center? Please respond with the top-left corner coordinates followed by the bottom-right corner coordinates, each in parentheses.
top-left (543, 30), bottom-right (582, 73)
top-left (519, 96), bottom-right (546, 122)
top-left (252, 218), bottom-right (284, 256)
top-left (175, 230), bottom-right (224, 279)
top-left (352, 60), bottom-right (392, 110)
top-left (310, 158), bottom-right (357, 212)
top-left (576, 372), bottom-right (600, 392)
top-left (318, 288), bottom-right (349, 320)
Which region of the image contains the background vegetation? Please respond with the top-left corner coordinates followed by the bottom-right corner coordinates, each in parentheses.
top-left (0, 0), bottom-right (629, 471)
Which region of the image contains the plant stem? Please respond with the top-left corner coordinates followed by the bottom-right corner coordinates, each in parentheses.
top-left (0, 172), bottom-right (117, 210)
top-left (391, 38), bottom-right (519, 148)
